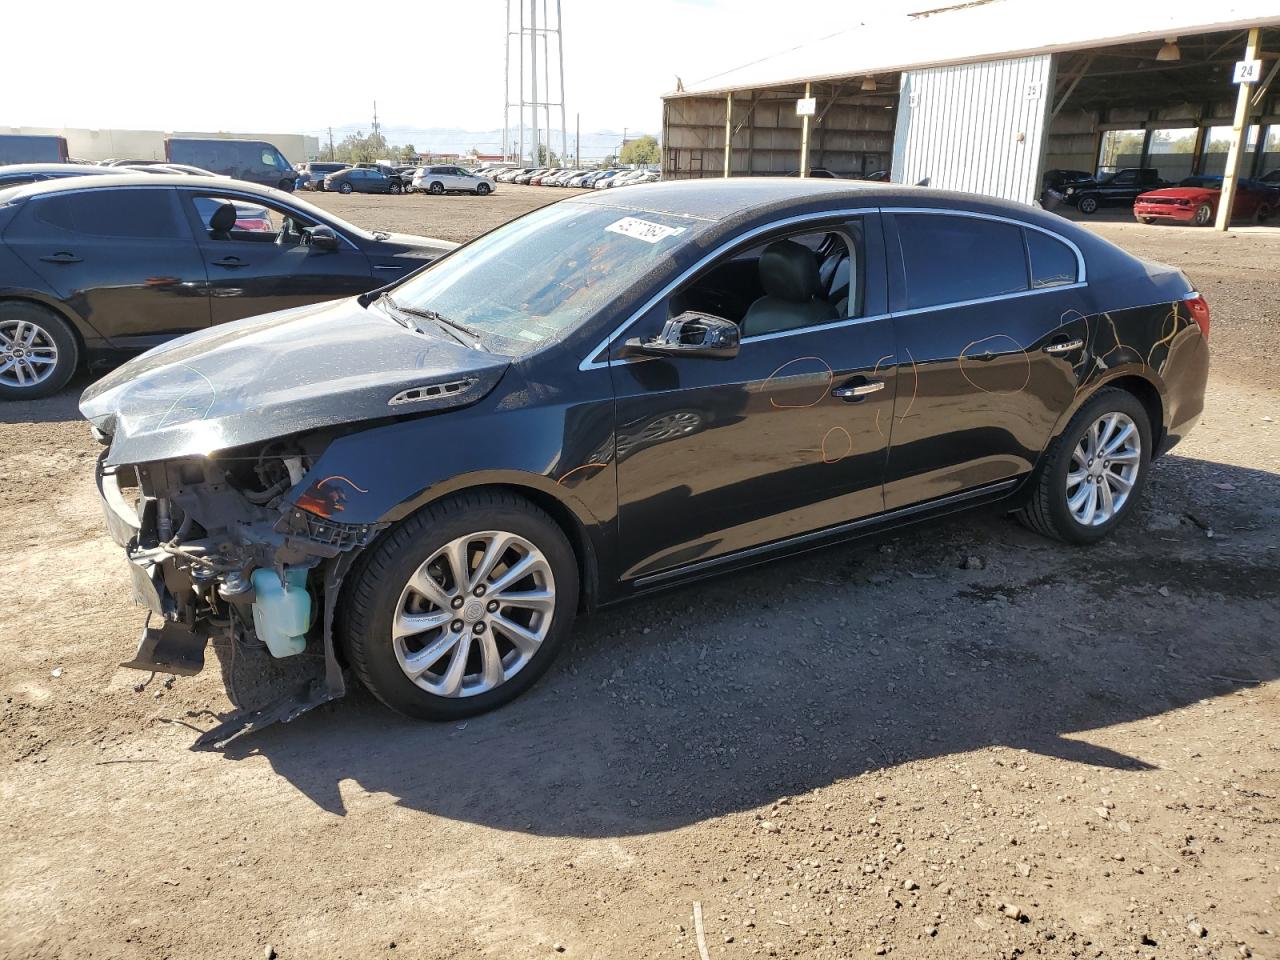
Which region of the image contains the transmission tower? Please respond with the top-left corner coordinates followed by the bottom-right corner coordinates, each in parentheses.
top-left (504, 0), bottom-right (567, 165)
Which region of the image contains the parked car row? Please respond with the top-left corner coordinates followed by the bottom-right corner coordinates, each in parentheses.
top-left (490, 166), bottom-right (662, 189)
top-left (1046, 166), bottom-right (1278, 226)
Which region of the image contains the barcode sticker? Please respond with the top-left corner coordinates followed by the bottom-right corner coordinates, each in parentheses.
top-left (605, 216), bottom-right (686, 244)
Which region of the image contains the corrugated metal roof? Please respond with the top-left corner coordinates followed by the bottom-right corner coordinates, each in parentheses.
top-left (671, 0), bottom-right (1280, 97)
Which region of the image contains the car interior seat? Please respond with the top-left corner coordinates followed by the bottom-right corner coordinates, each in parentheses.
top-left (741, 239), bottom-right (839, 337)
top-left (208, 202), bottom-right (237, 241)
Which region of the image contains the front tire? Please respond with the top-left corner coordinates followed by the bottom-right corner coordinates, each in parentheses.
top-left (340, 490), bottom-right (579, 720)
top-left (390, 182), bottom-right (403, 195)
top-left (1016, 388), bottom-right (1151, 544)
top-left (278, 178), bottom-right (296, 193)
top-left (476, 181), bottom-right (492, 195)
top-left (0, 301), bottom-right (79, 400)
top-left (1193, 202), bottom-right (1214, 226)
top-left (1077, 195), bottom-right (1099, 215)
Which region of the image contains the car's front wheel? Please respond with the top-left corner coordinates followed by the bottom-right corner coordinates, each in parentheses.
top-left (340, 490), bottom-right (579, 720)
top-left (476, 181), bottom-right (492, 195)
top-left (1194, 202), bottom-right (1214, 226)
top-left (1016, 388), bottom-right (1151, 544)
top-left (1077, 195), bottom-right (1099, 214)
top-left (390, 182), bottom-right (403, 194)
top-left (0, 301), bottom-right (78, 401)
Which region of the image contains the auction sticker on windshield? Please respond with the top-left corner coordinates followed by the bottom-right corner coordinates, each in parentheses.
top-left (605, 216), bottom-right (687, 244)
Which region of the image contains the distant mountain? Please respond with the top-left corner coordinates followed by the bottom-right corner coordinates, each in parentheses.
top-left (303, 123), bottom-right (653, 160)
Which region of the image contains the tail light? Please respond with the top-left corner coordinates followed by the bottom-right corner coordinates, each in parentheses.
top-left (1185, 292), bottom-right (1210, 339)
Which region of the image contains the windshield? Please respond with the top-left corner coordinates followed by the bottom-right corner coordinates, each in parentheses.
top-left (388, 200), bottom-right (708, 356)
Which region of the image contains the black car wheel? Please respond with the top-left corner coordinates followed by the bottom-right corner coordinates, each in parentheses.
top-left (1193, 202), bottom-right (1214, 226)
top-left (278, 178), bottom-right (296, 193)
top-left (338, 181), bottom-right (354, 195)
top-left (476, 181), bottom-right (492, 196)
top-left (0, 301), bottom-right (79, 400)
top-left (1256, 204), bottom-right (1273, 224)
top-left (1077, 195), bottom-right (1099, 215)
top-left (390, 182), bottom-right (403, 195)
top-left (1139, 217), bottom-right (1155, 224)
top-left (340, 489), bottom-right (579, 721)
top-left (428, 181), bottom-right (445, 195)
top-left (1016, 387), bottom-right (1151, 544)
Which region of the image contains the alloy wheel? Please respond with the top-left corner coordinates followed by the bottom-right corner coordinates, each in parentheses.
top-left (1065, 412), bottom-right (1141, 527)
top-left (0, 318), bottom-right (59, 389)
top-left (392, 530), bottom-right (555, 698)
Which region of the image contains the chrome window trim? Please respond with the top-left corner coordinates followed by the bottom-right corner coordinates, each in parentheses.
top-left (889, 206), bottom-right (1087, 285)
top-left (578, 204), bottom-right (1090, 371)
top-left (578, 206), bottom-right (879, 371)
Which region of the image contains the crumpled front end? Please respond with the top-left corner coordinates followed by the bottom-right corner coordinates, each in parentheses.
top-left (95, 436), bottom-right (386, 749)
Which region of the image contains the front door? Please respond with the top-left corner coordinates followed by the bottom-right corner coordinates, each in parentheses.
top-left (180, 188), bottom-right (376, 325)
top-left (611, 214), bottom-right (897, 582)
top-left (7, 186), bottom-right (210, 350)
top-left (882, 210), bottom-right (1090, 509)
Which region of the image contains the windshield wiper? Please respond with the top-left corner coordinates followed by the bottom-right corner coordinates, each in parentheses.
top-left (398, 305), bottom-right (483, 349)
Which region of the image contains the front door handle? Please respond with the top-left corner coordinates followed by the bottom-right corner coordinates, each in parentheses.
top-left (832, 379), bottom-right (886, 401)
top-left (1043, 338), bottom-right (1085, 355)
top-left (211, 257), bottom-right (246, 268)
top-left (39, 252), bottom-right (82, 264)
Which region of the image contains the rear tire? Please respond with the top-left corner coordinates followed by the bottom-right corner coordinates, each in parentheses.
top-left (1255, 204), bottom-right (1272, 224)
top-left (0, 301), bottom-right (79, 401)
top-left (1016, 388), bottom-right (1151, 544)
top-left (429, 181), bottom-right (444, 195)
top-left (1139, 216), bottom-right (1155, 224)
top-left (338, 181), bottom-right (353, 195)
top-left (340, 490), bottom-right (579, 721)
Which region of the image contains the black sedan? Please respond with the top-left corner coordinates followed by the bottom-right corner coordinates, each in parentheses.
top-left (80, 179), bottom-right (1209, 744)
top-left (0, 174), bottom-right (453, 398)
top-left (324, 167), bottom-right (404, 195)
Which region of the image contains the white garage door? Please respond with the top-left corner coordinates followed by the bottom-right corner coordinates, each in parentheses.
top-left (892, 55), bottom-right (1054, 205)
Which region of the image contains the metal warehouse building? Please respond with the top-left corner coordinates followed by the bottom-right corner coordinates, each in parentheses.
top-left (662, 0), bottom-right (1280, 228)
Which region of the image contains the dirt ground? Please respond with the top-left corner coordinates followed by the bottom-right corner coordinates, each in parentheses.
top-left (2, 184), bottom-right (1277, 960)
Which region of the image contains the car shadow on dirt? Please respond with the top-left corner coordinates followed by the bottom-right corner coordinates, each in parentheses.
top-left (214, 454), bottom-right (1280, 835)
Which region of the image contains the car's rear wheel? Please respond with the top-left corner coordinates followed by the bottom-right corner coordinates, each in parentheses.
top-left (429, 181), bottom-right (444, 195)
top-left (338, 181), bottom-right (353, 194)
top-left (1255, 204), bottom-right (1272, 224)
top-left (340, 490), bottom-right (579, 720)
top-left (1194, 202), bottom-right (1214, 226)
top-left (1139, 216), bottom-right (1155, 224)
top-left (1077, 195), bottom-right (1099, 215)
top-left (476, 181), bottom-right (492, 195)
top-left (0, 301), bottom-right (78, 401)
top-left (1017, 388), bottom-right (1151, 544)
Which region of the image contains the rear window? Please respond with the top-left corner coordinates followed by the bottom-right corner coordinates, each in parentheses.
top-left (896, 214), bottom-right (1028, 309)
top-left (29, 189), bottom-right (184, 240)
top-left (1026, 230), bottom-right (1078, 288)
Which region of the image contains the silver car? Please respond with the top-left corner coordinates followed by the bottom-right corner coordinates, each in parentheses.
top-left (410, 165), bottom-right (494, 196)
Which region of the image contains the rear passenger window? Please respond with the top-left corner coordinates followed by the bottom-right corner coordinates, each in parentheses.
top-left (1026, 230), bottom-right (1078, 288)
top-left (896, 214), bottom-right (1027, 310)
top-left (32, 189), bottom-right (183, 239)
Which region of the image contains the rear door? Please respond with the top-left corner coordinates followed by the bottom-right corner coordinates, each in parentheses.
top-left (180, 188), bottom-right (376, 325)
top-left (5, 186), bottom-right (210, 347)
top-left (881, 209), bottom-right (1089, 509)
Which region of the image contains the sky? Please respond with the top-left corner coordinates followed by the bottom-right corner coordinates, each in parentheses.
top-left (6, 0), bottom-right (923, 142)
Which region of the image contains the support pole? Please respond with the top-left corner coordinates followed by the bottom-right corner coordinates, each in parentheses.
top-left (530, 0), bottom-right (539, 165)
top-left (558, 0), bottom-right (567, 167)
top-left (799, 81), bottom-right (812, 178)
top-left (723, 92), bottom-right (733, 177)
top-left (503, 0), bottom-right (510, 160)
top-left (1215, 28), bottom-right (1260, 231)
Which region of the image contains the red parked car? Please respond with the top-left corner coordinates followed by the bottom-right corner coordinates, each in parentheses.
top-left (1134, 175), bottom-right (1274, 226)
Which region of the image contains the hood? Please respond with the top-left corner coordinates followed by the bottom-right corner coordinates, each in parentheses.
top-left (371, 232), bottom-right (457, 259)
top-left (1137, 187), bottom-right (1213, 200)
top-left (81, 297), bottom-right (509, 466)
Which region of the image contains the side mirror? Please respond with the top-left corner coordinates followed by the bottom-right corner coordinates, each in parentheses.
top-left (621, 311), bottom-right (740, 360)
top-left (305, 225), bottom-right (340, 252)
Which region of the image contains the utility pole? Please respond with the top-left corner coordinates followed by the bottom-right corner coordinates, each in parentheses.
top-left (621, 126), bottom-right (627, 165)
top-left (372, 101), bottom-right (380, 145)
top-left (328, 126), bottom-right (334, 161)
top-left (530, 0), bottom-right (539, 165)
top-left (575, 112), bottom-right (580, 167)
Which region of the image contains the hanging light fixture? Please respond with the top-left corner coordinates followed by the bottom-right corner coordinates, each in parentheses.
top-left (861, 75), bottom-right (878, 92)
top-left (1156, 37), bottom-right (1181, 62)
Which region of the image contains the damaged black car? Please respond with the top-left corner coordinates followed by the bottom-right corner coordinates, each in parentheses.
top-left (82, 179), bottom-right (1209, 745)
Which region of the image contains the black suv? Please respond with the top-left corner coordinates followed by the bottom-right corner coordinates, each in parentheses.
top-left (0, 175), bottom-right (454, 398)
top-left (1057, 168), bottom-right (1170, 214)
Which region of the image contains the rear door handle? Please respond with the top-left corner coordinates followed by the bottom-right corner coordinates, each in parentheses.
top-left (1043, 338), bottom-right (1084, 355)
top-left (832, 379), bottom-right (886, 401)
top-left (39, 252), bottom-right (82, 264)
top-left (211, 257), bottom-right (246, 268)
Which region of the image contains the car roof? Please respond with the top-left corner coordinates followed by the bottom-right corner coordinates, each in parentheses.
top-left (0, 163), bottom-right (117, 176)
top-left (0, 172), bottom-right (295, 205)
top-left (568, 177), bottom-right (1105, 252)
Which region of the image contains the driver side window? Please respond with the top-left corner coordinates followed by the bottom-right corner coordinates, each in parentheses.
top-left (669, 222), bottom-right (864, 339)
top-left (189, 194), bottom-right (314, 243)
